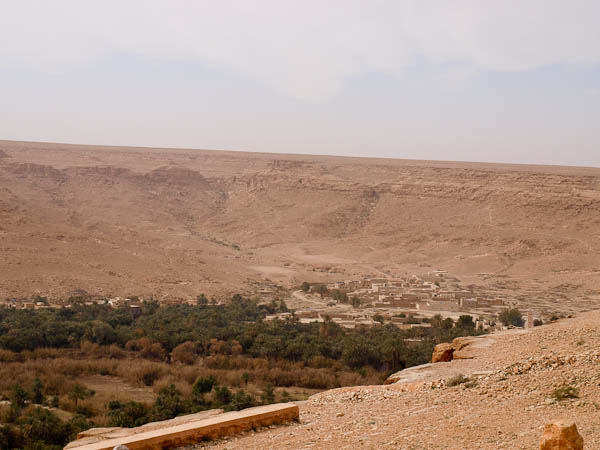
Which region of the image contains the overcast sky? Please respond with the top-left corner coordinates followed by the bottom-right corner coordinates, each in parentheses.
top-left (1, 1), bottom-right (599, 166)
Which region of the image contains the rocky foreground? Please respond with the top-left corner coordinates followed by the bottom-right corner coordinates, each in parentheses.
top-left (190, 312), bottom-right (600, 449)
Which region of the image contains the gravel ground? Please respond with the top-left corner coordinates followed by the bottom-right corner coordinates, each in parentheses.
top-left (188, 312), bottom-right (600, 449)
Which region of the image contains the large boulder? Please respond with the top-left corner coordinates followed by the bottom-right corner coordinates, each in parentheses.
top-left (431, 342), bottom-right (454, 362)
top-left (430, 337), bottom-right (480, 363)
top-left (539, 420), bottom-right (583, 450)
top-left (451, 337), bottom-right (478, 360)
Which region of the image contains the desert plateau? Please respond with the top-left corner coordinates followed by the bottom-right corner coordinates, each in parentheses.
top-left (1, 140), bottom-right (599, 316)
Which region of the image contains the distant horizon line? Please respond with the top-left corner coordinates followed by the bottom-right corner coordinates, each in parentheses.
top-left (1, 138), bottom-right (599, 171)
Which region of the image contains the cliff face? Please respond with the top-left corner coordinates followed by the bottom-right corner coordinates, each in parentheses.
top-left (1, 140), bottom-right (600, 302)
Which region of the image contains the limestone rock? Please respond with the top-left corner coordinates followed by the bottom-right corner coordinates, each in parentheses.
top-left (539, 420), bottom-right (583, 450)
top-left (431, 343), bottom-right (454, 363)
top-left (452, 337), bottom-right (478, 360)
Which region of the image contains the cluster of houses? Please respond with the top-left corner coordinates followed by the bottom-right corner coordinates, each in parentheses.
top-left (264, 310), bottom-right (448, 329)
top-left (320, 271), bottom-right (505, 313)
top-left (0, 295), bottom-right (144, 318)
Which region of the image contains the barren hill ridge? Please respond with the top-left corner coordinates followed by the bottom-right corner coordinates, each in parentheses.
top-left (1, 140), bottom-right (600, 308)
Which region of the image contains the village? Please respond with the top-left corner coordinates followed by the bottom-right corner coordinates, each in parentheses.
top-left (263, 270), bottom-right (540, 330)
top-left (1, 270), bottom-right (540, 330)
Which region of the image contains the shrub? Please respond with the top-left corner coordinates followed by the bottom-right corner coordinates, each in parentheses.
top-left (107, 401), bottom-right (150, 427)
top-left (75, 403), bottom-right (95, 418)
top-left (261, 383), bottom-right (275, 404)
top-left (551, 385), bottom-right (579, 401)
top-left (193, 376), bottom-right (216, 396)
top-left (125, 338), bottom-right (167, 361)
top-left (373, 314), bottom-right (385, 324)
top-left (171, 341), bottom-right (199, 365)
top-left (11, 384), bottom-right (28, 409)
top-left (456, 315), bottom-right (475, 329)
top-left (499, 308), bottom-right (524, 327)
top-left (31, 378), bottom-right (44, 405)
top-left (214, 386), bottom-right (232, 406)
top-left (0, 349), bottom-right (22, 363)
top-left (67, 384), bottom-right (94, 408)
top-left (20, 407), bottom-right (68, 446)
top-left (230, 389), bottom-right (255, 411)
top-left (150, 384), bottom-right (185, 421)
top-left (446, 374), bottom-right (469, 387)
top-left (128, 365), bottom-right (165, 387)
top-left (279, 390), bottom-right (290, 402)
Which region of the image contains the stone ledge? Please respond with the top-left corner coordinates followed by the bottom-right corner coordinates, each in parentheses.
top-left (64, 403), bottom-right (300, 450)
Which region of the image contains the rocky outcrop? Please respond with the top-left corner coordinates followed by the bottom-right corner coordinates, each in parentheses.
top-left (452, 337), bottom-right (479, 360)
top-left (67, 411), bottom-right (224, 449)
top-left (539, 420), bottom-right (583, 450)
top-left (65, 403), bottom-right (299, 450)
top-left (384, 334), bottom-right (497, 385)
top-left (431, 342), bottom-right (454, 362)
top-left (431, 336), bottom-right (480, 363)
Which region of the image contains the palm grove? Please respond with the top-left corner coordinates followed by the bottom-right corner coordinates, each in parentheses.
top-left (0, 295), bottom-right (485, 449)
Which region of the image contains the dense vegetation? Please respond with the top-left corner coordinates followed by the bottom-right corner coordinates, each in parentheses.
top-left (498, 308), bottom-right (524, 327)
top-left (0, 295), bottom-right (484, 449)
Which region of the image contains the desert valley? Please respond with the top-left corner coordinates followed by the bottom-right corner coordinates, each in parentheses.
top-left (2, 2), bottom-right (600, 449)
top-left (2, 140), bottom-right (600, 314)
top-left (1, 140), bottom-right (600, 450)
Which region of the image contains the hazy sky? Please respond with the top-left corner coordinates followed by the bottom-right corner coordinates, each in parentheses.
top-left (1, 1), bottom-right (599, 166)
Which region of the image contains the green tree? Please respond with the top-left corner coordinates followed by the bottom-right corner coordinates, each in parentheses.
top-left (442, 317), bottom-right (455, 329)
top-left (151, 384), bottom-right (185, 421)
top-left (11, 384), bottom-right (28, 409)
top-left (457, 315), bottom-right (475, 329)
top-left (21, 407), bottom-right (68, 446)
top-left (0, 425), bottom-right (15, 450)
top-left (301, 282), bottom-right (310, 292)
top-left (313, 284), bottom-right (328, 295)
top-left (31, 378), bottom-right (44, 405)
top-left (192, 376), bottom-right (216, 407)
top-left (430, 314), bottom-right (444, 328)
top-left (261, 383), bottom-right (275, 405)
top-left (241, 372), bottom-right (251, 385)
top-left (214, 386), bottom-right (232, 406)
top-left (107, 401), bottom-right (150, 427)
top-left (319, 316), bottom-right (341, 338)
top-left (83, 320), bottom-right (116, 345)
top-left (231, 390), bottom-right (255, 411)
top-left (499, 308), bottom-right (524, 327)
top-left (342, 338), bottom-right (382, 369)
top-left (381, 338), bottom-right (407, 371)
top-left (193, 376), bottom-right (216, 395)
top-left (68, 384), bottom-right (93, 408)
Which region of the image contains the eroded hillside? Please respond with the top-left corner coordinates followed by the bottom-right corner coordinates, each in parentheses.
top-left (1, 140), bottom-right (600, 308)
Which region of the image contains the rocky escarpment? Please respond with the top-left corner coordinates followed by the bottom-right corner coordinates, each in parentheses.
top-left (1, 140), bottom-right (600, 300)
